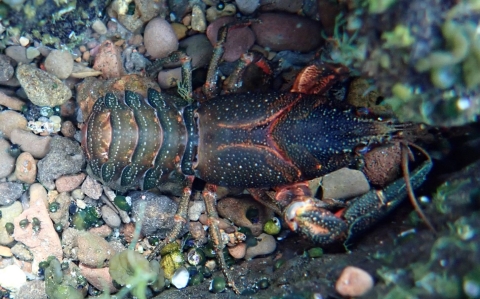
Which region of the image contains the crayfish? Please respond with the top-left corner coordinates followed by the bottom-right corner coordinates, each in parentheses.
top-left (81, 23), bottom-right (435, 293)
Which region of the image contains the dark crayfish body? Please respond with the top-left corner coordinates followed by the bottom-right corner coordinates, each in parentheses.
top-left (82, 88), bottom-right (397, 192)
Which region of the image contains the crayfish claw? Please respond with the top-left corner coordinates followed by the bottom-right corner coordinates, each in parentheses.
top-left (285, 198), bottom-right (348, 245)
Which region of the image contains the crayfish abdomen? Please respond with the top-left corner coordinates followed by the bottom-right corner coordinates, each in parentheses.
top-left (194, 91), bottom-right (395, 188)
top-left (81, 88), bottom-right (188, 192)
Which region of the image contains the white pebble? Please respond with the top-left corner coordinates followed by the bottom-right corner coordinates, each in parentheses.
top-left (19, 36), bottom-right (29, 47)
top-left (0, 264), bottom-right (27, 293)
top-left (171, 267), bottom-right (190, 289)
top-left (335, 266), bottom-right (374, 297)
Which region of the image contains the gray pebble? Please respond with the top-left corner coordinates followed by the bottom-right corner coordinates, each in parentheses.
top-left (44, 50), bottom-right (74, 79)
top-left (179, 34), bottom-right (213, 68)
top-left (16, 64), bottom-right (72, 107)
top-left (0, 138), bottom-right (15, 179)
top-left (37, 136), bottom-right (85, 190)
top-left (25, 47), bottom-right (40, 60)
top-left (10, 243), bottom-right (33, 261)
top-left (319, 168), bottom-right (370, 200)
top-left (0, 182), bottom-right (24, 206)
top-left (131, 191), bottom-right (186, 238)
top-left (101, 205), bottom-right (121, 228)
top-left (0, 54), bottom-right (15, 82)
top-left (17, 280), bottom-right (47, 299)
top-left (5, 46), bottom-right (31, 64)
top-left (235, 0), bottom-right (260, 14)
top-left (188, 200), bottom-right (205, 221)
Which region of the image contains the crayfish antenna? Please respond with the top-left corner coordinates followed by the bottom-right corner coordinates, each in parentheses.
top-left (400, 142), bottom-right (436, 233)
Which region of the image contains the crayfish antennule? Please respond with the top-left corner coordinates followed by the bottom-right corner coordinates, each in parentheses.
top-left (400, 142), bottom-right (436, 233)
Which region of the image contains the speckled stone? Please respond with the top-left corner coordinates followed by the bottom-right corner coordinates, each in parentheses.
top-left (0, 182), bottom-right (24, 206)
top-left (77, 231), bottom-right (114, 268)
top-left (37, 136), bottom-right (85, 190)
top-left (16, 64), bottom-right (72, 107)
top-left (14, 152), bottom-right (37, 184)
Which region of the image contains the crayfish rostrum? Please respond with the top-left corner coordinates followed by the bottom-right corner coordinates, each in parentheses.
top-left (81, 24), bottom-right (434, 293)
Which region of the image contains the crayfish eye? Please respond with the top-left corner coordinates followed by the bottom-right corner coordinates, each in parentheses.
top-left (217, 1), bottom-right (225, 10)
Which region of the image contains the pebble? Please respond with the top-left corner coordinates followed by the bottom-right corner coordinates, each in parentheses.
top-left (44, 50), bottom-right (74, 80)
top-left (199, 214), bottom-right (233, 231)
top-left (88, 225), bottom-right (113, 238)
top-left (236, 0), bottom-right (260, 14)
top-left (5, 45), bottom-right (31, 64)
top-left (244, 233), bottom-right (276, 260)
top-left (259, 0), bottom-right (303, 13)
top-left (251, 13), bottom-right (324, 52)
top-left (179, 34), bottom-right (213, 68)
top-left (335, 266), bottom-right (374, 297)
top-left (144, 17), bottom-right (179, 59)
top-left (0, 91), bottom-right (26, 111)
top-left (206, 3), bottom-right (237, 23)
top-left (0, 138), bottom-right (15, 179)
top-left (0, 54), bottom-right (15, 81)
top-left (10, 129), bottom-right (51, 159)
top-left (79, 263), bottom-right (117, 293)
top-left (189, 221), bottom-right (207, 242)
top-left (92, 40), bottom-right (126, 79)
top-left (10, 243), bottom-right (33, 261)
top-left (55, 173), bottom-right (86, 193)
top-left (16, 64), bottom-right (72, 107)
top-left (129, 34), bottom-right (143, 46)
top-left (0, 182), bottom-right (24, 206)
top-left (217, 196), bottom-right (274, 236)
top-left (14, 152), bottom-right (37, 184)
top-left (0, 110), bottom-right (27, 139)
top-left (228, 242), bottom-right (247, 259)
top-left (363, 143), bottom-right (402, 187)
top-left (48, 192), bottom-right (70, 227)
top-left (13, 184), bottom-right (63, 274)
top-left (0, 202), bottom-right (22, 245)
top-left (158, 67), bottom-right (182, 89)
top-left (0, 264), bottom-right (27, 293)
top-left (172, 267), bottom-right (190, 289)
top-left (0, 245), bottom-right (13, 257)
top-left (92, 19), bottom-right (108, 35)
top-left (71, 188), bottom-right (85, 200)
top-left (101, 205), bottom-right (121, 228)
top-left (130, 191), bottom-right (182, 238)
top-left (81, 176), bottom-right (103, 199)
top-left (188, 200), bottom-right (206, 221)
top-left (37, 136), bottom-right (85, 190)
top-left (191, 4), bottom-right (207, 32)
top-left (318, 168), bottom-right (370, 200)
top-left (171, 23), bottom-right (188, 40)
top-left (19, 37), bottom-right (29, 47)
top-left (17, 280), bottom-right (47, 299)
top-left (206, 16), bottom-right (255, 62)
top-left (25, 47), bottom-right (40, 60)
top-left (77, 231), bottom-right (114, 268)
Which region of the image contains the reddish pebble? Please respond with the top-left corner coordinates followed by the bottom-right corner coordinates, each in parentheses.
top-left (206, 16), bottom-right (255, 62)
top-left (55, 173), bottom-right (86, 193)
top-left (14, 152), bottom-right (36, 184)
top-left (93, 40), bottom-right (125, 79)
top-left (144, 17), bottom-right (178, 59)
top-left (335, 266), bottom-right (374, 297)
top-left (60, 120), bottom-right (76, 138)
top-left (251, 13), bottom-right (324, 52)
